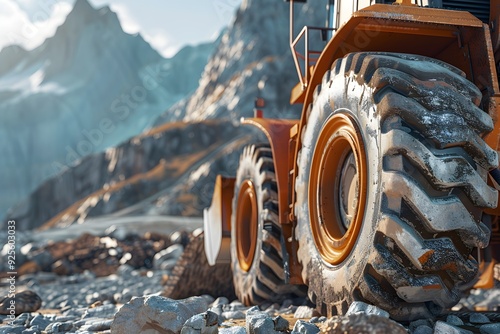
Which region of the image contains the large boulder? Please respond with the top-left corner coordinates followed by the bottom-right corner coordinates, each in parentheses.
top-left (0, 290), bottom-right (42, 316)
top-left (111, 295), bottom-right (208, 334)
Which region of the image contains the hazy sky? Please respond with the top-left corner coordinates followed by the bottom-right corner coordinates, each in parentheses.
top-left (0, 0), bottom-right (242, 57)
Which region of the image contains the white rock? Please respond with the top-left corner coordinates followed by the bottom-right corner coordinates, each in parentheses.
top-left (248, 317), bottom-right (279, 334)
top-left (291, 320), bottom-right (320, 334)
top-left (111, 295), bottom-right (208, 333)
top-left (246, 306), bottom-right (261, 316)
top-left (181, 311), bottom-right (219, 334)
top-left (434, 320), bottom-right (472, 334)
top-left (294, 306), bottom-right (317, 319)
top-left (245, 310), bottom-right (281, 334)
top-left (222, 310), bottom-right (246, 320)
top-left (209, 305), bottom-right (223, 323)
top-left (245, 311), bottom-right (267, 332)
top-left (225, 301), bottom-right (246, 312)
top-left (346, 301), bottom-right (389, 318)
top-left (219, 327), bottom-right (246, 334)
top-left (212, 297), bottom-right (230, 307)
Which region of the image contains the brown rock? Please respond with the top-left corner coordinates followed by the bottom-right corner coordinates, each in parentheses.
top-left (90, 301), bottom-right (103, 308)
top-left (18, 261), bottom-right (40, 276)
top-left (0, 290), bottom-right (42, 315)
top-left (52, 259), bottom-right (72, 276)
top-left (25, 231), bottom-right (173, 277)
top-left (320, 314), bottom-right (407, 334)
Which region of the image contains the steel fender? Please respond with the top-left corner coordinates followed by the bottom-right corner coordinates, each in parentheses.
top-left (241, 118), bottom-right (298, 226)
top-left (241, 118), bottom-right (304, 283)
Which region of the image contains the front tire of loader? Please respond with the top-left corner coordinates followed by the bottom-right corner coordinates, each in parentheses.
top-left (295, 52), bottom-right (498, 321)
top-left (231, 144), bottom-right (302, 305)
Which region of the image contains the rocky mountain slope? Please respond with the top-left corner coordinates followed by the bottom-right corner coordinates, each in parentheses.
top-left (6, 0), bottom-right (327, 229)
top-left (6, 120), bottom-right (263, 231)
top-left (0, 0), bottom-right (214, 219)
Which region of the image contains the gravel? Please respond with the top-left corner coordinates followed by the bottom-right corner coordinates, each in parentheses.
top-left (1, 266), bottom-right (499, 334)
top-left (1, 231), bottom-right (499, 333)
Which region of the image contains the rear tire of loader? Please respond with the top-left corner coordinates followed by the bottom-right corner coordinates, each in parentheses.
top-left (295, 52), bottom-right (498, 321)
top-left (231, 144), bottom-right (302, 305)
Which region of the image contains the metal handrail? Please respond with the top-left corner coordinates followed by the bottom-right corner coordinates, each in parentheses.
top-left (291, 26), bottom-right (336, 89)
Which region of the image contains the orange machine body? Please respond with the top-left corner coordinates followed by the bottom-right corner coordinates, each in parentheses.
top-left (205, 0), bottom-right (500, 287)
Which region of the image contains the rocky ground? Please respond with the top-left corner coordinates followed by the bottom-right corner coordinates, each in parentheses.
top-left (1, 227), bottom-right (500, 334)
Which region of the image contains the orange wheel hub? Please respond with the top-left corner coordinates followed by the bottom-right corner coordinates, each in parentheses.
top-left (309, 113), bottom-right (367, 265)
top-left (236, 180), bottom-right (258, 272)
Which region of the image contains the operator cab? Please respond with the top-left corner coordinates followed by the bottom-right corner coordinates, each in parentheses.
top-left (325, 0), bottom-right (490, 30)
top-left (327, 1), bottom-right (434, 31)
top-left (288, 0), bottom-right (492, 97)
top-left (430, 0), bottom-right (491, 23)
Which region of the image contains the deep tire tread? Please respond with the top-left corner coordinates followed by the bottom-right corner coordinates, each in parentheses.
top-left (382, 129), bottom-right (496, 208)
top-left (296, 52), bottom-right (497, 321)
top-left (361, 53), bottom-right (494, 316)
top-left (232, 144), bottom-right (304, 305)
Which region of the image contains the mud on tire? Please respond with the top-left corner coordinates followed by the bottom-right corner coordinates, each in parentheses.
top-left (295, 52), bottom-right (498, 321)
top-left (231, 144), bottom-right (303, 305)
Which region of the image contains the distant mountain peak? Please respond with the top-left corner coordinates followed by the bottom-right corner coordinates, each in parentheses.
top-left (69, 0), bottom-right (96, 18)
top-left (46, 0), bottom-right (121, 52)
top-left (74, 0), bottom-right (92, 8)
top-left (61, 0), bottom-right (121, 33)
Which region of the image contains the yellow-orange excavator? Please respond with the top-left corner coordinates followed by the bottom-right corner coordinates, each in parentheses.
top-left (204, 0), bottom-right (500, 321)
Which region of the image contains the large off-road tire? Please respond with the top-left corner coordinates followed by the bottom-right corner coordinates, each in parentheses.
top-left (295, 52), bottom-right (498, 321)
top-left (231, 144), bottom-right (302, 305)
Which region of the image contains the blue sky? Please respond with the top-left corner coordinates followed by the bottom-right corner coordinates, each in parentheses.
top-left (0, 0), bottom-right (242, 57)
